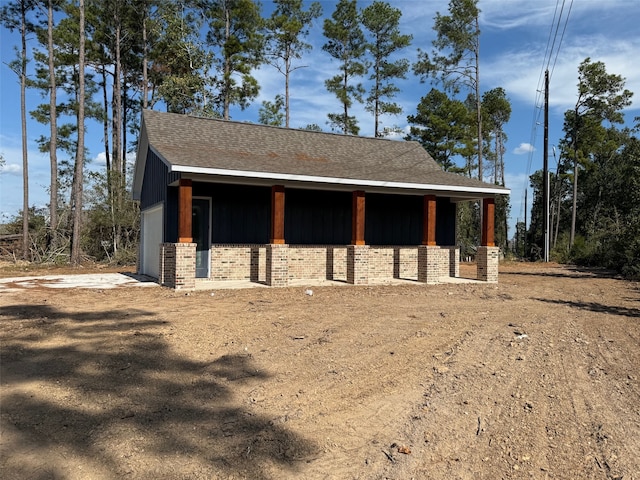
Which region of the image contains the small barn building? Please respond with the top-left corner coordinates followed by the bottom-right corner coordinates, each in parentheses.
top-left (133, 110), bottom-right (509, 289)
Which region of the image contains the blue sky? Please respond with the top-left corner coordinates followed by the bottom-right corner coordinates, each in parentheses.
top-left (1, 0), bottom-right (640, 238)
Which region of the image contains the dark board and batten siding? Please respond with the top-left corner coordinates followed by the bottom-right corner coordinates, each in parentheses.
top-left (140, 149), bottom-right (179, 210)
top-left (140, 149), bottom-right (180, 242)
top-left (285, 189), bottom-right (351, 245)
top-left (365, 194), bottom-right (456, 246)
top-left (195, 183), bottom-right (271, 244)
top-left (189, 183), bottom-right (457, 247)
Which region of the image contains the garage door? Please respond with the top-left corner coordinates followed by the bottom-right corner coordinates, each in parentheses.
top-left (141, 204), bottom-right (163, 279)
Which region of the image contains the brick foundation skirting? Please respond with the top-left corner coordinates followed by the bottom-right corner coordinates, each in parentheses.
top-left (157, 243), bottom-right (482, 288)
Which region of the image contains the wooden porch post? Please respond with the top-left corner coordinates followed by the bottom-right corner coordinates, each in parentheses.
top-left (481, 197), bottom-right (495, 246)
top-left (270, 185), bottom-right (285, 244)
top-left (178, 178), bottom-right (193, 243)
top-left (422, 194), bottom-right (437, 246)
top-left (351, 190), bottom-right (366, 245)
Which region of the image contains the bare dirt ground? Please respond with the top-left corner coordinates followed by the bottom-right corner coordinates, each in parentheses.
top-left (1, 262), bottom-right (639, 479)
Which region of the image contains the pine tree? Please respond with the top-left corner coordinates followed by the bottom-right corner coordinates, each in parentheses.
top-left (202, 0), bottom-right (264, 120)
top-left (322, 0), bottom-right (365, 135)
top-left (265, 0), bottom-right (321, 128)
top-left (1, 0), bottom-right (38, 259)
top-left (414, 0), bottom-right (483, 179)
top-left (560, 58), bottom-right (633, 246)
top-left (406, 88), bottom-right (471, 173)
top-left (361, 0), bottom-right (411, 137)
top-left (70, 0), bottom-right (86, 265)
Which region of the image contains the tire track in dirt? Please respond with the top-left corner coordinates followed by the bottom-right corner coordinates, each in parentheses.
top-left (261, 298), bottom-right (476, 479)
top-left (378, 279), bottom-right (640, 480)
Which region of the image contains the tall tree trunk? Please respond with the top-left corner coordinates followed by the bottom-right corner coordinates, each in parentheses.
top-left (494, 128), bottom-right (499, 185)
top-left (20, 0), bottom-right (29, 260)
top-left (475, 15), bottom-right (482, 182)
top-left (142, 5), bottom-right (148, 110)
top-left (343, 68), bottom-right (348, 134)
top-left (101, 65), bottom-right (117, 254)
top-left (373, 56), bottom-right (380, 137)
top-left (223, 6), bottom-right (231, 120)
top-left (553, 178), bottom-right (562, 249)
top-left (101, 66), bottom-right (111, 177)
top-left (570, 110), bottom-right (578, 247)
top-left (112, 8), bottom-right (122, 188)
top-left (110, 8), bottom-right (123, 258)
top-left (122, 74), bottom-right (127, 180)
top-left (47, 0), bottom-right (58, 245)
top-left (285, 53), bottom-right (290, 128)
top-left (71, 0), bottom-right (86, 266)
top-left (570, 161), bottom-right (578, 247)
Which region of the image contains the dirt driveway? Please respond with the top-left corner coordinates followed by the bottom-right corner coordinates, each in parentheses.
top-left (1, 263), bottom-right (639, 479)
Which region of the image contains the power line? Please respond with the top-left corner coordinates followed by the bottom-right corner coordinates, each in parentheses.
top-left (519, 0), bottom-right (573, 234)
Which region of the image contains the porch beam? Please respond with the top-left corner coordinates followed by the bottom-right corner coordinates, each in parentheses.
top-left (481, 197), bottom-right (496, 246)
top-left (178, 178), bottom-right (193, 243)
top-left (351, 190), bottom-right (366, 245)
top-left (270, 185), bottom-right (285, 244)
top-left (422, 194), bottom-right (437, 246)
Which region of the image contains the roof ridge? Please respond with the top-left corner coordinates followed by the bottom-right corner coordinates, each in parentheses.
top-left (143, 109), bottom-right (411, 144)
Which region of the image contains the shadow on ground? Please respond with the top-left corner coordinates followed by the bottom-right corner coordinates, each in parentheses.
top-left (501, 265), bottom-right (621, 280)
top-left (534, 297), bottom-right (640, 318)
top-left (0, 303), bottom-right (317, 479)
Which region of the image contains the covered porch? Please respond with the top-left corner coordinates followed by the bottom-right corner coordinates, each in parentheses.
top-left (158, 180), bottom-right (499, 290)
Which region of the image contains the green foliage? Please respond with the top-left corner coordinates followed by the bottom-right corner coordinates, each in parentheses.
top-left (323, 0), bottom-right (366, 135)
top-left (258, 94), bottom-right (285, 126)
top-left (203, 0), bottom-right (264, 119)
top-left (536, 105), bottom-right (640, 277)
top-left (413, 0), bottom-right (483, 179)
top-left (482, 87), bottom-right (511, 184)
top-left (494, 193), bottom-right (510, 252)
top-left (541, 58), bottom-right (639, 276)
top-left (265, 0), bottom-right (322, 127)
top-left (413, 0), bottom-right (479, 93)
top-left (457, 201), bottom-right (479, 259)
top-left (149, 2), bottom-right (214, 115)
top-left (361, 1), bottom-right (411, 137)
top-left (83, 171), bottom-right (140, 264)
top-left (406, 88), bottom-right (471, 173)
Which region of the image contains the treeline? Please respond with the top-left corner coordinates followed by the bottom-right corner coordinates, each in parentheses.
top-left (519, 58), bottom-right (639, 278)
top-left (3, 0), bottom-right (512, 265)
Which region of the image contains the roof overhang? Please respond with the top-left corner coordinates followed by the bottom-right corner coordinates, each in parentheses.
top-left (168, 163), bottom-right (510, 201)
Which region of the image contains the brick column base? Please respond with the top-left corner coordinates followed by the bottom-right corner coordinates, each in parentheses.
top-left (418, 245), bottom-right (442, 284)
top-left (477, 246), bottom-right (500, 282)
top-left (266, 244), bottom-right (289, 287)
top-left (445, 246), bottom-right (460, 277)
top-left (347, 245), bottom-right (369, 285)
top-left (160, 243), bottom-right (197, 290)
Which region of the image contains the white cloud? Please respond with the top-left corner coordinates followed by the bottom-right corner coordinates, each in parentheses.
top-left (93, 151), bottom-right (107, 166)
top-left (0, 162), bottom-right (21, 175)
top-left (514, 143), bottom-right (535, 155)
top-left (483, 33), bottom-right (640, 114)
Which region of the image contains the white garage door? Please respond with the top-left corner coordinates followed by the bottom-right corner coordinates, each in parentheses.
top-left (141, 204), bottom-right (163, 279)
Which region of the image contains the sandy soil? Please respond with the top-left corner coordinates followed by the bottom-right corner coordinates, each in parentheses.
top-left (1, 262), bottom-right (639, 479)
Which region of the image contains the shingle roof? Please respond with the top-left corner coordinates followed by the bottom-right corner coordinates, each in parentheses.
top-left (134, 110), bottom-right (509, 199)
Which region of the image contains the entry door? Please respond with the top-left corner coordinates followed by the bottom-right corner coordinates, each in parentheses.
top-left (192, 198), bottom-right (211, 278)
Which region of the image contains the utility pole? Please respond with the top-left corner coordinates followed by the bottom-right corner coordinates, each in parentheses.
top-left (543, 69), bottom-right (550, 262)
top-left (524, 189), bottom-right (528, 259)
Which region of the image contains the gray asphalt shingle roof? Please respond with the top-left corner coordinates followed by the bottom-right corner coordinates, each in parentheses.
top-left (134, 110), bottom-right (509, 199)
